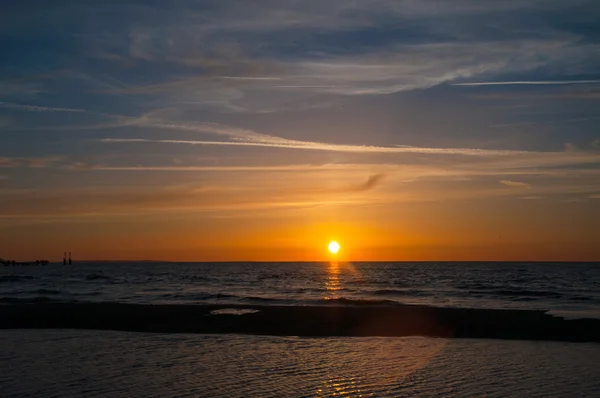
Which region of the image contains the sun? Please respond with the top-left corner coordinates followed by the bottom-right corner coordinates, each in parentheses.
top-left (328, 240), bottom-right (340, 255)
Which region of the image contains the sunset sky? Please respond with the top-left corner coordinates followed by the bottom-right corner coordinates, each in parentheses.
top-left (1, 0), bottom-right (599, 261)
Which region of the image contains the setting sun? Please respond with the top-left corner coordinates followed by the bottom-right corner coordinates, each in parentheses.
top-left (328, 241), bottom-right (341, 254)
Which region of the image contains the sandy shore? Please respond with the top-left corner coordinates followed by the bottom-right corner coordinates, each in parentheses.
top-left (2, 330), bottom-right (600, 397)
top-left (1, 302), bottom-right (599, 342)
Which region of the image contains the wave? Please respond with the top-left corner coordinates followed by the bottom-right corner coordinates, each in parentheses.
top-left (160, 293), bottom-right (288, 304)
top-left (490, 289), bottom-right (563, 298)
top-left (155, 292), bottom-right (399, 307)
top-left (0, 296), bottom-right (68, 304)
top-left (369, 289), bottom-right (425, 297)
top-left (35, 289), bottom-right (62, 295)
top-left (85, 274), bottom-right (115, 281)
top-left (159, 292), bottom-right (242, 301)
top-left (243, 296), bottom-right (279, 302)
top-left (569, 296), bottom-right (594, 302)
top-left (0, 275), bottom-right (36, 283)
top-left (317, 297), bottom-right (398, 306)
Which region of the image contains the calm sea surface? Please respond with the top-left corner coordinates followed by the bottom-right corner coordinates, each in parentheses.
top-left (2, 262), bottom-right (599, 319)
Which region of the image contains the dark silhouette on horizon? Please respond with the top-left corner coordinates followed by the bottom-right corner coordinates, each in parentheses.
top-left (1, 258), bottom-right (49, 266)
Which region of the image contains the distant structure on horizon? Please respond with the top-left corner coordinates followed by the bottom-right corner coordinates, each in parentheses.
top-left (1, 258), bottom-right (49, 266)
top-left (63, 252), bottom-right (73, 265)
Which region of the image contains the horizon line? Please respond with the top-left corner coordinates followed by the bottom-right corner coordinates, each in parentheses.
top-left (31, 259), bottom-right (600, 264)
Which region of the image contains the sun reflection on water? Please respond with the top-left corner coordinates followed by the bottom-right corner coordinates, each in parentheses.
top-left (325, 261), bottom-right (343, 300)
top-left (318, 261), bottom-right (449, 395)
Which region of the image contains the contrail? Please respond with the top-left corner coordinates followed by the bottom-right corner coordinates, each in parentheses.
top-left (453, 80), bottom-right (600, 86)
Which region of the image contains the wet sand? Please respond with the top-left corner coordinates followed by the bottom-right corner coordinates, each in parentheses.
top-left (1, 330), bottom-right (600, 397)
top-left (1, 302), bottom-right (599, 342)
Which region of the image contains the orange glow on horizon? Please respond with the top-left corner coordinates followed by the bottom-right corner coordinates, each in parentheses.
top-left (1, 207), bottom-right (599, 262)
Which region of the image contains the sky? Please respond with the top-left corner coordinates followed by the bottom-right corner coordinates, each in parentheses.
top-left (1, 0), bottom-right (599, 261)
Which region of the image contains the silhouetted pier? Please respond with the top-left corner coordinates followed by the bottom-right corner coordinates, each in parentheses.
top-left (63, 252), bottom-right (73, 265)
top-left (1, 258), bottom-right (49, 266)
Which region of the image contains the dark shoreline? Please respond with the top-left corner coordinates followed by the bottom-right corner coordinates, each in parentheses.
top-left (1, 302), bottom-right (599, 342)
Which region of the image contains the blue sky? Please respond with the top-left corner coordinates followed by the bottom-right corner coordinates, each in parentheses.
top-left (1, 0), bottom-right (599, 260)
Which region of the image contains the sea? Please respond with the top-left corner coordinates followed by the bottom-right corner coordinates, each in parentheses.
top-left (2, 261), bottom-right (600, 397)
top-left (1, 261), bottom-right (599, 319)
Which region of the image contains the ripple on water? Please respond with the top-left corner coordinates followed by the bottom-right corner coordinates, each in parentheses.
top-left (1, 331), bottom-right (600, 397)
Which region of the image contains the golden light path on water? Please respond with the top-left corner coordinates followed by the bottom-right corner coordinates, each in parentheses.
top-left (6, 330), bottom-right (598, 397)
top-left (322, 258), bottom-right (449, 394)
top-left (325, 261), bottom-right (343, 299)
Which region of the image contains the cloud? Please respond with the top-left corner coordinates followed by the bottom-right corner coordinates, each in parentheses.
top-left (499, 180), bottom-right (532, 188)
top-left (0, 102), bottom-right (87, 113)
top-left (0, 183), bottom-right (373, 219)
top-left (70, 163), bottom-right (357, 172)
top-left (453, 80), bottom-right (600, 86)
top-left (96, 114), bottom-right (600, 173)
top-left (2, 173), bottom-right (598, 220)
top-left (491, 117), bottom-right (600, 129)
top-left (78, 162), bottom-right (600, 179)
top-left (1, 0), bottom-right (600, 216)
top-left (466, 91), bottom-right (600, 102)
top-left (103, 38), bottom-right (599, 112)
top-left (0, 156), bottom-right (64, 169)
top-left (0, 81), bottom-right (46, 98)
top-left (101, 137), bottom-right (533, 156)
top-left (61, 0), bottom-right (598, 113)
top-left (4, 0), bottom-right (600, 115)
top-left (99, 114), bottom-right (534, 156)
top-left (10, 101), bottom-right (598, 175)
top-left (352, 174), bottom-right (386, 192)
top-left (0, 157), bottom-right (20, 168)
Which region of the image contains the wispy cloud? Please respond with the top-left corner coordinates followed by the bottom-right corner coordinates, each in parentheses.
top-left (0, 183), bottom-right (374, 218)
top-left (2, 175), bottom-right (598, 219)
top-left (101, 38), bottom-right (600, 112)
top-left (352, 174), bottom-right (386, 192)
top-left (4, 1), bottom-right (600, 115)
top-left (97, 115), bottom-right (600, 172)
top-left (490, 117), bottom-right (600, 129)
top-left (499, 180), bottom-right (532, 188)
top-left (0, 102), bottom-right (87, 113)
top-left (70, 164), bottom-right (357, 172)
top-left (99, 115), bottom-right (533, 156)
top-left (101, 137), bottom-right (532, 156)
top-left (73, 162), bottom-right (600, 179)
top-left (0, 157), bottom-right (20, 168)
top-left (1, 0), bottom-right (600, 230)
top-left (454, 80), bottom-right (600, 87)
top-left (0, 156), bottom-right (64, 169)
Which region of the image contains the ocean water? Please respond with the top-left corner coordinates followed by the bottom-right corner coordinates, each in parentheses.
top-left (2, 262), bottom-right (600, 397)
top-left (1, 330), bottom-right (600, 397)
top-left (1, 261), bottom-right (599, 319)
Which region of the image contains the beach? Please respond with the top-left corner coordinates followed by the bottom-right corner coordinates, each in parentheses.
top-left (2, 262), bottom-right (599, 396)
top-left (2, 330), bottom-right (599, 397)
top-left (2, 302), bottom-right (600, 342)
top-left (3, 0), bottom-right (600, 396)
